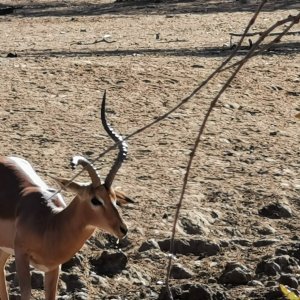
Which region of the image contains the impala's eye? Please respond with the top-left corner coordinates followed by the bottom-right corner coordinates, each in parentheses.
top-left (91, 197), bottom-right (103, 206)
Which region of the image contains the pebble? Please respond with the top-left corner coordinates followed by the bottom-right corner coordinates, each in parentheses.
top-left (31, 271), bottom-right (44, 289)
top-left (253, 239), bottom-right (279, 247)
top-left (60, 273), bottom-right (86, 292)
top-left (279, 274), bottom-right (299, 289)
top-left (256, 260), bottom-right (281, 276)
top-left (170, 263), bottom-right (194, 279)
top-left (259, 202), bottom-right (292, 219)
top-left (219, 262), bottom-right (252, 285)
top-left (89, 250), bottom-right (128, 277)
top-left (138, 239), bottom-right (160, 252)
top-left (158, 238), bottom-right (220, 257)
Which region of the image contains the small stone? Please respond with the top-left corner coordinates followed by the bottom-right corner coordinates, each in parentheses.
top-left (60, 273), bottom-right (86, 292)
top-left (170, 264), bottom-right (194, 279)
top-left (274, 255), bottom-right (297, 272)
top-left (219, 262), bottom-right (252, 285)
top-left (279, 274), bottom-right (298, 289)
top-left (256, 225), bottom-right (276, 235)
top-left (158, 283), bottom-right (223, 300)
top-left (180, 217), bottom-right (206, 235)
top-left (253, 239), bottom-right (279, 247)
top-left (138, 239), bottom-right (160, 252)
top-left (158, 238), bottom-right (220, 257)
top-left (61, 254), bottom-right (83, 271)
top-left (7, 52), bottom-right (17, 58)
top-left (90, 250), bottom-right (127, 277)
top-left (74, 292), bottom-right (89, 300)
top-left (256, 260), bottom-right (281, 276)
top-left (248, 280), bottom-right (264, 286)
top-left (31, 271), bottom-right (44, 289)
top-left (8, 294), bottom-right (21, 300)
top-left (231, 239), bottom-right (252, 247)
top-left (259, 202), bottom-right (292, 219)
top-left (266, 281), bottom-right (278, 287)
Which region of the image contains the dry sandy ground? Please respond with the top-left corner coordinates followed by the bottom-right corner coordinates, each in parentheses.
top-left (0, 0), bottom-right (300, 299)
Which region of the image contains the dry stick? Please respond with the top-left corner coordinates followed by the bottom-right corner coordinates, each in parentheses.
top-left (164, 11), bottom-right (300, 300)
top-left (229, 30), bottom-right (300, 37)
top-left (47, 1), bottom-right (267, 201)
top-left (222, 12), bottom-right (300, 72)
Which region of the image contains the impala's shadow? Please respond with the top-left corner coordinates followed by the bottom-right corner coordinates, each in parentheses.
top-left (5, 0), bottom-right (300, 18)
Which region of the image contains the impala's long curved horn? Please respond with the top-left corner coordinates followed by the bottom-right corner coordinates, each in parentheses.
top-left (71, 156), bottom-right (101, 188)
top-left (101, 91), bottom-right (128, 189)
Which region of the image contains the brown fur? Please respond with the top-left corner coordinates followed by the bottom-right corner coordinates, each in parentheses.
top-left (0, 157), bottom-right (32, 219)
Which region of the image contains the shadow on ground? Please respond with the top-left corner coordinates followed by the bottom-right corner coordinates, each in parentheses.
top-left (2, 41), bottom-right (300, 59)
top-left (3, 0), bottom-right (300, 18)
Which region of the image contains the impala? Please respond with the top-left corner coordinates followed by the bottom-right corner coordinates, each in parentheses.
top-left (0, 92), bottom-right (133, 300)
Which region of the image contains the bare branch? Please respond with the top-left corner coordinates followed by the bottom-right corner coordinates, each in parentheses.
top-left (223, 12), bottom-right (300, 72)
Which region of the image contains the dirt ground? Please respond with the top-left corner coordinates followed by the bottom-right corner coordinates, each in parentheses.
top-left (0, 0), bottom-right (300, 299)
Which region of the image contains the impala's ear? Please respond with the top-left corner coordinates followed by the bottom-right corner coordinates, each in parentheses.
top-left (115, 190), bottom-right (134, 207)
top-left (51, 177), bottom-right (84, 195)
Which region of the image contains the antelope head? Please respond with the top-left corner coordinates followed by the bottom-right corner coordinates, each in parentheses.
top-left (55, 92), bottom-right (133, 239)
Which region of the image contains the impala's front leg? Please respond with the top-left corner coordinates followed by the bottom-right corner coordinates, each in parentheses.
top-left (15, 248), bottom-right (31, 300)
top-left (0, 250), bottom-right (10, 300)
top-left (45, 267), bottom-right (60, 300)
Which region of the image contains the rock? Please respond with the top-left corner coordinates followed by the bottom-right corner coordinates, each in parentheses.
top-left (256, 224), bottom-right (276, 235)
top-left (256, 260), bottom-right (281, 276)
top-left (31, 271), bottom-right (44, 289)
top-left (60, 273), bottom-right (86, 292)
top-left (266, 280), bottom-right (278, 287)
top-left (138, 239), bottom-right (160, 252)
top-left (231, 239), bottom-right (252, 247)
top-left (6, 272), bottom-right (18, 288)
top-left (90, 250), bottom-right (128, 277)
top-left (170, 264), bottom-right (194, 279)
top-left (280, 243), bottom-right (300, 261)
top-left (263, 288), bottom-right (285, 300)
top-left (9, 294), bottom-right (21, 300)
top-left (279, 274), bottom-right (298, 289)
top-left (73, 292), bottom-right (89, 300)
top-left (219, 262), bottom-right (252, 285)
top-left (61, 254), bottom-right (84, 271)
top-left (248, 280), bottom-right (264, 286)
top-left (6, 52), bottom-right (18, 58)
top-left (126, 266), bottom-right (151, 286)
top-left (253, 239), bottom-right (279, 247)
top-left (158, 283), bottom-right (227, 300)
top-left (259, 202), bottom-right (292, 219)
top-left (180, 217), bottom-right (205, 235)
top-left (158, 238), bottom-right (220, 257)
top-left (274, 255), bottom-right (299, 272)
top-left (179, 211), bottom-right (211, 235)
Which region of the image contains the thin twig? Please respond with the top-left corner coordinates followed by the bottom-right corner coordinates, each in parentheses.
top-left (223, 12), bottom-right (300, 72)
top-left (70, 37), bottom-right (116, 46)
top-left (229, 30), bottom-right (300, 37)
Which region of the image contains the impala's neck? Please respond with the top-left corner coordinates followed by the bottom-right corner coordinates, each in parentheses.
top-left (44, 197), bottom-right (95, 265)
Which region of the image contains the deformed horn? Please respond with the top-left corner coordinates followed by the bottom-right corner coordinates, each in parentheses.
top-left (101, 91), bottom-right (128, 189)
top-left (71, 156), bottom-right (101, 188)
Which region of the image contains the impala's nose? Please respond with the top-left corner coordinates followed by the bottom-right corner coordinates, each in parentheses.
top-left (120, 225), bottom-right (128, 237)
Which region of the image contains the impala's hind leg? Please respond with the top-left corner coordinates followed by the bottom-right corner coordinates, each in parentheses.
top-left (0, 250), bottom-right (10, 300)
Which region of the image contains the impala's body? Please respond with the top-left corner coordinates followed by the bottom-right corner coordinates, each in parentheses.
top-left (0, 93), bottom-right (132, 300)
